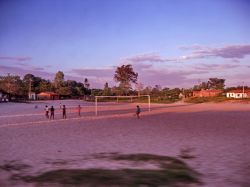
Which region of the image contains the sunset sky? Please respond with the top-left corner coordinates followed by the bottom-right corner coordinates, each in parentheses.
top-left (0, 0), bottom-right (250, 88)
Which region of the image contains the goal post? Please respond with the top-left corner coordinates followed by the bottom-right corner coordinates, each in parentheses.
top-left (95, 95), bottom-right (151, 116)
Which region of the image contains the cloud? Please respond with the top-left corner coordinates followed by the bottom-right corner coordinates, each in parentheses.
top-left (180, 44), bottom-right (250, 60)
top-left (124, 53), bottom-right (168, 63)
top-left (16, 62), bottom-right (31, 66)
top-left (194, 63), bottom-right (241, 71)
top-left (31, 67), bottom-right (45, 71)
top-left (137, 69), bottom-right (201, 88)
top-left (122, 53), bottom-right (179, 64)
top-left (179, 44), bottom-right (207, 51)
top-left (133, 63), bottom-right (153, 70)
top-left (0, 56), bottom-right (32, 62)
top-left (122, 44), bottom-right (250, 65)
top-left (0, 65), bottom-right (53, 78)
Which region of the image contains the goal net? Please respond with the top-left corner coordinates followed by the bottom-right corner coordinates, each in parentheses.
top-left (94, 95), bottom-right (151, 116)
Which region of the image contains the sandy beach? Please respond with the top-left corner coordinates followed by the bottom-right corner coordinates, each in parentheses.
top-left (0, 100), bottom-right (250, 186)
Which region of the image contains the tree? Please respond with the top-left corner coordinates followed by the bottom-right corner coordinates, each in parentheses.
top-left (23, 74), bottom-right (35, 95)
top-left (151, 85), bottom-right (162, 96)
top-left (76, 82), bottom-right (86, 96)
top-left (84, 78), bottom-right (90, 89)
top-left (0, 74), bottom-right (24, 99)
top-left (114, 64), bottom-right (138, 95)
top-left (54, 71), bottom-right (64, 90)
top-left (208, 78), bottom-right (225, 90)
top-left (168, 88), bottom-right (181, 99)
top-left (84, 78), bottom-right (91, 95)
top-left (141, 86), bottom-right (152, 95)
top-left (39, 79), bottom-right (52, 92)
top-left (103, 82), bottom-right (111, 96)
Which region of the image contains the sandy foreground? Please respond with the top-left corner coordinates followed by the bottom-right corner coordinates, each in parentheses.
top-left (0, 100), bottom-right (250, 186)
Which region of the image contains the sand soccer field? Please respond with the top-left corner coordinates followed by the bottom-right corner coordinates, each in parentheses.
top-left (0, 100), bottom-right (250, 187)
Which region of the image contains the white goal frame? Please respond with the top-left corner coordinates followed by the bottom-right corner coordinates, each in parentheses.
top-left (95, 95), bottom-right (151, 116)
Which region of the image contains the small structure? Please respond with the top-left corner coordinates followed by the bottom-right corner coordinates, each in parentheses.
top-left (28, 92), bottom-right (37, 100)
top-left (0, 90), bottom-right (8, 102)
top-left (179, 93), bottom-right (184, 99)
top-left (193, 89), bottom-right (222, 97)
top-left (37, 92), bottom-right (59, 100)
top-left (226, 89), bottom-right (250, 99)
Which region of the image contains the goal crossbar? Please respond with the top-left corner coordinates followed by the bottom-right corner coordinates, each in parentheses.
top-left (95, 95), bottom-right (151, 116)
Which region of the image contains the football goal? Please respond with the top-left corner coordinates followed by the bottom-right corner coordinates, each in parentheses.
top-left (95, 95), bottom-right (151, 116)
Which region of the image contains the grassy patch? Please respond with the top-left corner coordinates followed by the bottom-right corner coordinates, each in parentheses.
top-left (14, 167), bottom-right (200, 187)
top-left (111, 153), bottom-right (184, 163)
top-left (0, 161), bottom-right (31, 172)
top-left (178, 148), bottom-right (196, 160)
top-left (44, 159), bottom-right (69, 166)
top-left (185, 96), bottom-right (231, 103)
top-left (12, 153), bottom-right (201, 186)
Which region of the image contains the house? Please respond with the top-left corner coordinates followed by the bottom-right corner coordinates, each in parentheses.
top-left (193, 89), bottom-right (223, 97)
top-left (226, 89), bottom-right (250, 99)
top-left (37, 92), bottom-right (59, 100)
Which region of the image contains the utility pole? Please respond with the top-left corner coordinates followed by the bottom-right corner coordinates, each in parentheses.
top-left (7, 73), bottom-right (10, 100)
top-left (29, 78), bottom-right (32, 99)
top-left (242, 81), bottom-right (245, 98)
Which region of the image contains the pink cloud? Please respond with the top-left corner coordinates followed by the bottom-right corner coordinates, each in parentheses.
top-left (194, 63), bottom-right (241, 71)
top-left (123, 53), bottom-right (171, 63)
top-left (126, 53), bottom-right (164, 62)
top-left (0, 65), bottom-right (53, 78)
top-left (133, 63), bottom-right (153, 70)
top-left (137, 69), bottom-right (202, 88)
top-left (0, 56), bottom-right (32, 62)
top-left (180, 44), bottom-right (250, 60)
top-left (179, 44), bottom-right (207, 51)
top-left (122, 44), bottom-right (250, 65)
top-left (31, 67), bottom-right (45, 71)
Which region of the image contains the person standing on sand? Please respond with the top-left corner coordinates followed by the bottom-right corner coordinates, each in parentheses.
top-left (136, 105), bottom-right (141, 119)
top-left (78, 105), bottom-right (81, 116)
top-left (50, 106), bottom-right (55, 120)
top-left (62, 105), bottom-right (66, 119)
top-left (45, 105), bottom-right (49, 119)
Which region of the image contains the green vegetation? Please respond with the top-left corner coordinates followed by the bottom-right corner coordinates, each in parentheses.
top-left (0, 161), bottom-right (31, 172)
top-left (2, 66), bottom-right (248, 104)
top-left (178, 148), bottom-right (196, 159)
top-left (148, 96), bottom-right (180, 104)
top-left (193, 78), bottom-right (225, 91)
top-left (114, 64), bottom-right (138, 95)
top-left (185, 96), bottom-right (250, 103)
top-left (0, 72), bottom-right (90, 100)
top-left (7, 153), bottom-right (201, 187)
top-left (185, 96), bottom-right (228, 103)
top-left (15, 168), bottom-right (200, 187)
top-left (88, 96), bottom-right (180, 104)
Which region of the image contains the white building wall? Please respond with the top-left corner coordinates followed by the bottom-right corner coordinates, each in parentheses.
top-left (226, 92), bottom-right (247, 98)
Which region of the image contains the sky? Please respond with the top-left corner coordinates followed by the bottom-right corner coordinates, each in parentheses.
top-left (0, 0), bottom-right (250, 88)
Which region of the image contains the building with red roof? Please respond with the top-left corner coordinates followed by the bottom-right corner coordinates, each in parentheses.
top-left (37, 92), bottom-right (59, 100)
top-left (193, 89), bottom-right (223, 97)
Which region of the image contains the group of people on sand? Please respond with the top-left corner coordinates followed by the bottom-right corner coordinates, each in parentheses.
top-left (45, 105), bottom-right (82, 120)
top-left (44, 104), bottom-right (141, 120)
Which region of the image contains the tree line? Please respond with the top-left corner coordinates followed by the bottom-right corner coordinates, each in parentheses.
top-left (1, 64), bottom-right (243, 101)
top-left (0, 71), bottom-right (91, 99)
